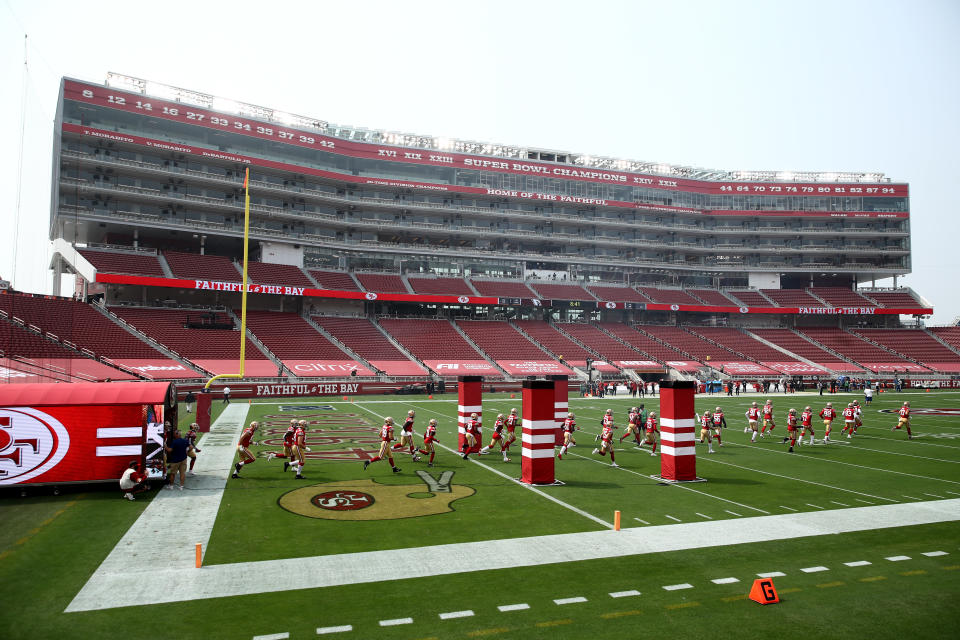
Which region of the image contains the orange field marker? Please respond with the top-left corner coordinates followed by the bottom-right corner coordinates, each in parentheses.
top-left (749, 578), bottom-right (779, 604)
top-left (614, 510), bottom-right (621, 531)
top-left (195, 542), bottom-right (202, 568)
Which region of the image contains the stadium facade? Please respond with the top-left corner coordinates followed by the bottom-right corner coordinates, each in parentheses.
top-left (9, 72), bottom-right (952, 386)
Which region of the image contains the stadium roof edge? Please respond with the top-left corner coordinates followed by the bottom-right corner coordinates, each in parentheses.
top-left (92, 72), bottom-right (900, 186)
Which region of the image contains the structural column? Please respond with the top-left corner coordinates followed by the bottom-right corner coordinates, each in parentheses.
top-left (548, 374), bottom-right (568, 445)
top-left (457, 376), bottom-right (482, 453)
top-left (521, 379), bottom-right (557, 485)
top-left (196, 390), bottom-right (213, 433)
top-left (658, 380), bottom-right (699, 481)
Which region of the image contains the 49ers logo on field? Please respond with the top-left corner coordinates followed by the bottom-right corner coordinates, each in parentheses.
top-left (312, 490), bottom-right (374, 511)
top-left (0, 408), bottom-right (71, 484)
top-left (278, 470), bottom-right (475, 520)
top-left (878, 408), bottom-right (960, 416)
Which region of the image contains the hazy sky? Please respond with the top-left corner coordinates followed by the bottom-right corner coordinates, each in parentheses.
top-left (1, 0), bottom-right (958, 322)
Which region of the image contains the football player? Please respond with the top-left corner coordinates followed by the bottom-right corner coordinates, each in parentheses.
top-left (479, 413), bottom-right (510, 462)
top-left (557, 412), bottom-right (577, 460)
top-left (233, 421), bottom-right (259, 478)
top-left (699, 410), bottom-right (715, 453)
top-left (853, 400), bottom-right (863, 433)
top-left (288, 420), bottom-right (309, 479)
top-left (711, 406), bottom-right (726, 446)
top-left (619, 406), bottom-right (641, 444)
top-left (363, 417), bottom-right (401, 473)
top-left (745, 401), bottom-right (760, 438)
top-left (592, 411), bottom-right (618, 467)
top-left (640, 411), bottom-right (659, 456)
top-left (503, 408), bottom-right (519, 453)
top-left (801, 406), bottom-right (815, 445)
top-left (186, 422), bottom-right (202, 476)
top-left (892, 401), bottom-right (912, 439)
top-left (392, 410), bottom-right (420, 461)
top-left (819, 402), bottom-right (836, 443)
top-left (418, 418), bottom-right (439, 467)
top-left (461, 412), bottom-right (482, 460)
top-left (841, 402), bottom-right (856, 439)
top-left (268, 419), bottom-right (297, 466)
top-left (760, 399), bottom-right (775, 437)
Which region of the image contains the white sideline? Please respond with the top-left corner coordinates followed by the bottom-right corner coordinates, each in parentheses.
top-left (66, 496), bottom-right (960, 612)
top-left (66, 403), bottom-right (250, 613)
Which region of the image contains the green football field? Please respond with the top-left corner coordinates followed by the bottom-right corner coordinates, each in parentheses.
top-left (2, 389), bottom-right (959, 639)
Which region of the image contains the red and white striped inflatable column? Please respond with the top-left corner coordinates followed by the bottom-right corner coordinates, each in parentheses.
top-left (658, 380), bottom-right (700, 482)
top-left (549, 374), bottom-right (568, 445)
top-left (521, 379), bottom-right (557, 485)
top-left (457, 375), bottom-right (482, 453)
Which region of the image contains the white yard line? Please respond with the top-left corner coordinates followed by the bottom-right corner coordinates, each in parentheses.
top-left (554, 597), bottom-right (587, 605)
top-left (695, 513), bottom-right (713, 520)
top-left (699, 456), bottom-right (897, 503)
top-left (66, 499), bottom-right (960, 612)
top-left (858, 435), bottom-right (960, 450)
top-left (844, 561), bottom-right (872, 567)
top-left (800, 566), bottom-right (829, 573)
top-left (922, 551), bottom-right (948, 557)
top-left (634, 517), bottom-right (650, 525)
top-left (780, 505), bottom-right (798, 512)
top-left (316, 626), bottom-right (353, 635)
top-left (885, 555), bottom-right (911, 562)
top-left (839, 445), bottom-right (960, 465)
top-left (439, 610), bottom-right (474, 620)
top-left (665, 515), bottom-right (682, 522)
top-left (757, 571), bottom-right (786, 578)
top-left (711, 577), bottom-right (739, 584)
top-left (379, 618), bottom-right (413, 627)
top-left (723, 440), bottom-right (960, 486)
top-left (498, 603), bottom-right (530, 612)
top-left (830, 501), bottom-right (850, 507)
top-left (252, 634), bottom-right (288, 640)
top-left (663, 583), bottom-right (693, 591)
top-left (610, 590), bottom-right (641, 598)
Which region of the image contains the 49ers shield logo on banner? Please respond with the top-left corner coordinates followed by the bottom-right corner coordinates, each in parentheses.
top-left (0, 408), bottom-right (71, 484)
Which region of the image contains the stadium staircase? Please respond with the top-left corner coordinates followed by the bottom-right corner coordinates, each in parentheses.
top-left (726, 289), bottom-right (778, 307)
top-left (367, 317), bottom-right (435, 374)
top-left (849, 328), bottom-right (955, 372)
top-left (795, 327), bottom-right (917, 373)
top-left (92, 303), bottom-right (205, 375)
top-left (925, 328), bottom-right (960, 357)
top-left (510, 320), bottom-right (602, 378)
top-left (591, 323), bottom-right (666, 366)
top-left (301, 314), bottom-right (383, 376)
top-left (447, 320), bottom-right (512, 377)
top-left (225, 309), bottom-right (290, 378)
top-left (158, 253), bottom-right (175, 278)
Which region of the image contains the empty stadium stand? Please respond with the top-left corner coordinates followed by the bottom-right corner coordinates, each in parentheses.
top-left (313, 317), bottom-right (426, 376)
top-left (407, 276), bottom-right (474, 296)
top-left (469, 279), bottom-right (537, 298)
top-left (761, 289), bottom-right (825, 307)
top-left (355, 273), bottom-right (409, 293)
top-left (513, 320), bottom-right (601, 365)
top-left (526, 282), bottom-right (597, 301)
top-left (638, 325), bottom-right (740, 362)
top-left (78, 248), bottom-right (165, 277)
top-left (456, 320), bottom-right (554, 360)
top-left (866, 291), bottom-right (923, 307)
top-left (749, 329), bottom-right (862, 372)
top-left (163, 251), bottom-right (242, 281)
top-left (309, 270), bottom-right (362, 291)
top-left (245, 261), bottom-right (315, 288)
top-left (727, 290), bottom-right (777, 307)
top-left (598, 323), bottom-right (699, 370)
top-left (637, 288), bottom-right (703, 305)
top-left (111, 307), bottom-right (276, 376)
top-left (0, 320), bottom-right (133, 382)
top-left (242, 311), bottom-right (371, 376)
top-left (850, 329), bottom-right (960, 372)
top-left (797, 327), bottom-right (926, 372)
top-left (929, 327), bottom-right (960, 351)
top-left (809, 287), bottom-right (877, 307)
top-left (586, 285), bottom-right (650, 303)
top-left (556, 323), bottom-right (657, 369)
top-left (688, 289), bottom-right (739, 306)
top-left (379, 318), bottom-right (502, 376)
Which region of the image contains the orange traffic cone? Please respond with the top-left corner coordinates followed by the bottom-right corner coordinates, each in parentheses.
top-left (749, 578), bottom-right (780, 604)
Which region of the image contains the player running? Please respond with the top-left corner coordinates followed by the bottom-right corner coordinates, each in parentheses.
top-left (186, 423), bottom-right (202, 476)
top-left (503, 408), bottom-right (519, 454)
top-left (785, 408), bottom-right (800, 452)
top-left (745, 401), bottom-right (760, 434)
top-left (711, 406), bottom-right (726, 446)
top-left (461, 412), bottom-right (482, 460)
top-left (853, 400), bottom-right (863, 433)
top-left (364, 416), bottom-right (402, 473)
top-left (268, 419), bottom-right (296, 466)
top-left (760, 399), bottom-right (775, 437)
top-left (699, 410), bottom-right (715, 453)
top-left (233, 421), bottom-right (259, 478)
top-left (639, 411), bottom-right (659, 456)
top-left (892, 401), bottom-right (913, 439)
top-left (841, 402), bottom-right (856, 439)
top-left (557, 412), bottom-right (578, 460)
top-left (800, 406), bottom-right (816, 445)
top-left (819, 402), bottom-right (837, 443)
top-left (619, 406), bottom-right (642, 444)
top-left (288, 420), bottom-right (309, 479)
top-left (417, 418), bottom-right (440, 467)
top-left (479, 413), bottom-right (511, 462)
top-left (392, 410), bottom-right (420, 461)
top-left (592, 411), bottom-right (618, 467)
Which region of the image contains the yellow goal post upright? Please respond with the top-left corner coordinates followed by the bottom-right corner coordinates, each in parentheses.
top-left (204, 167), bottom-right (251, 392)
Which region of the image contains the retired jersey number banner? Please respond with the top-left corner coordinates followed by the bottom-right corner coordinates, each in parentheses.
top-left (0, 404), bottom-right (149, 485)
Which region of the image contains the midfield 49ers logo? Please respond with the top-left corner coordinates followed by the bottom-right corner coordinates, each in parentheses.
top-left (278, 470), bottom-right (475, 520)
top-left (0, 408), bottom-right (71, 484)
top-left (878, 408), bottom-right (960, 416)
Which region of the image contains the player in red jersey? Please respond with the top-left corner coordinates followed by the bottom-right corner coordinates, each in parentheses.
top-left (819, 402), bottom-right (837, 443)
top-left (640, 411), bottom-right (659, 456)
top-left (268, 419), bottom-right (297, 464)
top-left (801, 406), bottom-right (815, 445)
top-left (186, 423), bottom-right (202, 475)
top-left (785, 408), bottom-right (800, 452)
top-left (417, 418), bottom-right (440, 467)
top-left (760, 400), bottom-right (775, 437)
top-left (711, 406), bottom-right (726, 447)
top-left (620, 406), bottom-right (642, 444)
top-left (853, 400), bottom-right (863, 433)
top-left (892, 402), bottom-right (912, 439)
top-left (480, 413), bottom-right (511, 462)
top-left (364, 417), bottom-right (401, 473)
top-left (592, 411), bottom-right (618, 467)
top-left (745, 402), bottom-right (760, 441)
top-left (461, 412), bottom-right (482, 460)
top-left (233, 421), bottom-right (259, 478)
top-left (288, 420), bottom-right (309, 479)
top-left (503, 408), bottom-right (519, 453)
top-left (699, 410), bottom-right (715, 453)
top-left (557, 412), bottom-right (578, 460)
top-left (841, 402), bottom-right (856, 439)
top-left (392, 410), bottom-right (420, 461)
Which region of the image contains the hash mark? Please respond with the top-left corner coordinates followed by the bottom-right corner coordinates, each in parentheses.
top-left (779, 505), bottom-right (798, 512)
top-left (316, 626), bottom-right (353, 635)
top-left (665, 514), bottom-right (681, 522)
top-left (662, 583), bottom-right (693, 591)
top-left (844, 561), bottom-right (872, 567)
top-left (922, 551), bottom-right (948, 557)
top-left (609, 590), bottom-right (641, 598)
top-left (553, 597), bottom-right (587, 605)
top-left (711, 577), bottom-right (739, 584)
top-left (724, 510), bottom-right (741, 516)
top-left (757, 571), bottom-right (785, 578)
top-left (885, 555), bottom-right (911, 562)
top-left (695, 513), bottom-right (712, 519)
top-left (379, 618), bottom-right (413, 627)
top-left (497, 603), bottom-right (529, 612)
